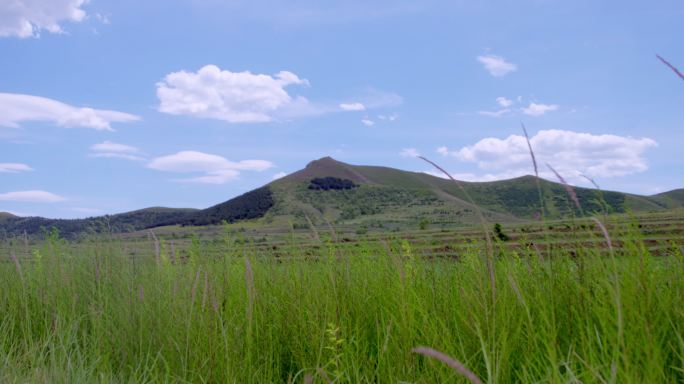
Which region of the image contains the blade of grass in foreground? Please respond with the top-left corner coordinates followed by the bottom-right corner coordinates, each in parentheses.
top-left (418, 156), bottom-right (496, 300)
top-left (412, 347), bottom-right (483, 384)
top-left (656, 54), bottom-right (684, 81)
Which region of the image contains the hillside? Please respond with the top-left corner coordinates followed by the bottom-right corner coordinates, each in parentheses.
top-left (267, 157), bottom-right (673, 227)
top-left (1, 156), bottom-right (680, 237)
top-left (655, 189), bottom-right (684, 207)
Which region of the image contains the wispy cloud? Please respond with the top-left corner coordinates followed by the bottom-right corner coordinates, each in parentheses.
top-left (89, 141), bottom-right (145, 161)
top-left (496, 97), bottom-right (513, 108)
top-left (400, 148), bottom-right (419, 158)
top-left (522, 102), bottom-right (559, 116)
top-left (361, 118), bottom-right (375, 126)
top-left (477, 109), bottom-right (510, 118)
top-left (0, 163), bottom-right (33, 173)
top-left (0, 93), bottom-right (139, 131)
top-left (477, 97), bottom-right (559, 118)
top-left (147, 151), bottom-right (274, 184)
top-left (339, 102), bottom-right (366, 111)
top-left (0, 190), bottom-right (66, 203)
top-left (477, 54), bottom-right (517, 77)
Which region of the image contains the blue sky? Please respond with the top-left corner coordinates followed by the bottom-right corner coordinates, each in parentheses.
top-left (1, 0), bottom-right (683, 218)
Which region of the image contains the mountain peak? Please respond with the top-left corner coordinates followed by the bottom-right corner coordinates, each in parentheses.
top-left (278, 156), bottom-right (370, 184)
top-left (305, 156), bottom-right (341, 168)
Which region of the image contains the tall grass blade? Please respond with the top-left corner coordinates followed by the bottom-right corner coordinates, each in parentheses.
top-left (412, 347), bottom-right (483, 384)
top-left (656, 54), bottom-right (684, 81)
top-left (546, 163), bottom-right (581, 211)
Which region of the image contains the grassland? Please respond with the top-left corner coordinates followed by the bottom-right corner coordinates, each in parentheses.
top-left (1, 211), bottom-right (683, 383)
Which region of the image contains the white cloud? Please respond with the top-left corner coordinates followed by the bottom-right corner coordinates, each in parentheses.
top-left (0, 0), bottom-right (88, 38)
top-left (477, 97), bottom-right (516, 118)
top-left (496, 97), bottom-right (513, 108)
top-left (90, 153), bottom-right (144, 161)
top-left (361, 118), bottom-right (375, 126)
top-left (477, 54), bottom-right (517, 77)
top-left (157, 65), bottom-right (314, 123)
top-left (436, 146), bottom-right (449, 156)
top-left (339, 102), bottom-right (365, 111)
top-left (89, 141), bottom-right (144, 161)
top-left (272, 171), bottom-right (288, 180)
top-left (400, 148), bottom-right (419, 158)
top-left (90, 141), bottom-right (138, 153)
top-left (0, 163), bottom-right (33, 173)
top-left (0, 93), bottom-right (139, 131)
top-left (178, 169), bottom-right (241, 184)
top-left (0, 190), bottom-right (65, 202)
top-left (477, 109), bottom-right (510, 118)
top-left (522, 102), bottom-right (559, 116)
top-left (378, 114), bottom-right (398, 121)
top-left (147, 150), bottom-right (274, 184)
top-left (438, 129), bottom-right (658, 182)
top-left (423, 170), bottom-right (521, 182)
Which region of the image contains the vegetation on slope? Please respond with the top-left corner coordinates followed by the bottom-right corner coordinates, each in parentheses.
top-left (173, 186), bottom-right (274, 226)
top-left (308, 177), bottom-right (358, 190)
top-left (656, 188), bottom-right (684, 207)
top-left (0, 207), bottom-right (197, 239)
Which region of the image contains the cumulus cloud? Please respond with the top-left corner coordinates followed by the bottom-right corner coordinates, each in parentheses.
top-left (157, 65), bottom-right (314, 123)
top-left (522, 102), bottom-right (559, 116)
top-left (400, 148), bottom-right (419, 158)
top-left (89, 141), bottom-right (144, 161)
top-left (0, 0), bottom-right (89, 38)
top-left (0, 93), bottom-right (139, 131)
top-left (437, 129), bottom-right (657, 182)
top-left (0, 190), bottom-right (65, 202)
top-left (339, 102), bottom-right (365, 111)
top-left (477, 54), bottom-right (517, 77)
top-left (147, 150), bottom-right (274, 184)
top-left (0, 163), bottom-right (33, 173)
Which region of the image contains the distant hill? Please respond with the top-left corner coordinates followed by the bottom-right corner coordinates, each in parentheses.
top-left (0, 212), bottom-right (18, 219)
top-left (0, 207), bottom-right (198, 238)
top-left (1, 157), bottom-right (680, 237)
top-left (654, 189), bottom-right (684, 207)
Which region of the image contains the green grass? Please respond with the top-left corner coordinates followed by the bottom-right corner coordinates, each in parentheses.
top-left (1, 224), bottom-right (683, 383)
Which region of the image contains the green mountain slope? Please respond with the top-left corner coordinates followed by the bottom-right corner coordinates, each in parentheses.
top-left (1, 156), bottom-right (680, 237)
top-left (654, 189), bottom-right (684, 207)
top-left (268, 157), bottom-right (674, 227)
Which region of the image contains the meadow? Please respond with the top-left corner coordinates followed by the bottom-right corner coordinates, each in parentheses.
top-left (1, 213), bottom-right (683, 383)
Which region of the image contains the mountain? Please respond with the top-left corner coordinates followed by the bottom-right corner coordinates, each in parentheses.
top-left (265, 157), bottom-right (671, 227)
top-left (1, 157), bottom-right (680, 237)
